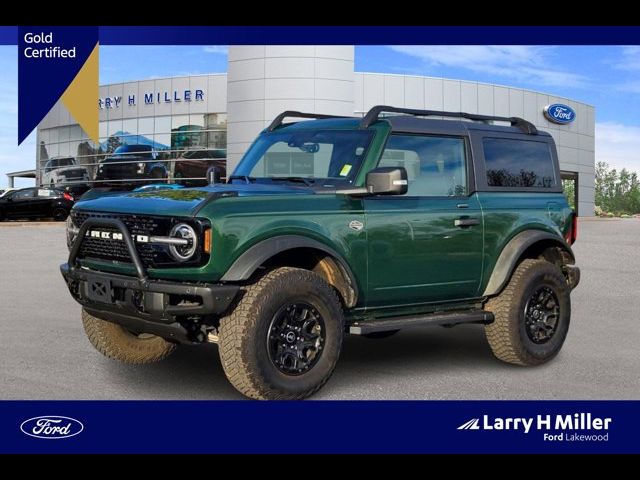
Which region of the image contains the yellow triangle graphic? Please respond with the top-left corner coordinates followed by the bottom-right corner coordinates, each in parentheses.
top-left (61, 43), bottom-right (99, 143)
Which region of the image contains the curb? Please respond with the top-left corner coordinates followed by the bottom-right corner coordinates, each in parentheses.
top-left (0, 221), bottom-right (65, 227)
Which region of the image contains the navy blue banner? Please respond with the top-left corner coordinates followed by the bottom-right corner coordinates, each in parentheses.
top-left (97, 25), bottom-right (640, 45)
top-left (0, 26), bottom-right (17, 44)
top-left (17, 26), bottom-right (97, 144)
top-left (2, 26), bottom-right (640, 46)
top-left (0, 401), bottom-right (637, 453)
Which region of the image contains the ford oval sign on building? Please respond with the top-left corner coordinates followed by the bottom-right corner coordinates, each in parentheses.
top-left (544, 104), bottom-right (576, 124)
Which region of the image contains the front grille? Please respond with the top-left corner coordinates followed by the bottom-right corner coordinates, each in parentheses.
top-left (62, 169), bottom-right (86, 177)
top-left (100, 163), bottom-right (137, 177)
top-left (72, 211), bottom-right (172, 268)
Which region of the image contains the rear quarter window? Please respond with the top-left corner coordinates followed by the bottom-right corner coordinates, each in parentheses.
top-left (483, 138), bottom-right (557, 189)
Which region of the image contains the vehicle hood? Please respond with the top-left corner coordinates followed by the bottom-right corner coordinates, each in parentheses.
top-left (74, 183), bottom-right (316, 217)
top-left (101, 155), bottom-right (152, 163)
top-left (54, 165), bottom-right (87, 174)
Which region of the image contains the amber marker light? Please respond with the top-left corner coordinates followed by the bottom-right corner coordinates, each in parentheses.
top-left (204, 228), bottom-right (212, 254)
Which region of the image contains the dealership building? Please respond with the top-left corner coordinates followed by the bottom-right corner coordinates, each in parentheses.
top-left (29, 45), bottom-right (595, 215)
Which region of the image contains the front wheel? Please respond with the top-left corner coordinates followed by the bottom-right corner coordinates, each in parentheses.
top-left (484, 259), bottom-right (571, 366)
top-left (218, 267), bottom-right (344, 400)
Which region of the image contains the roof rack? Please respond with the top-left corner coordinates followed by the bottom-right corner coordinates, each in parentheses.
top-left (267, 111), bottom-right (350, 132)
top-left (360, 105), bottom-right (538, 134)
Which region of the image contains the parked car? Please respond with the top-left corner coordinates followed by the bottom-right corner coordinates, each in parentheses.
top-left (0, 188), bottom-right (19, 198)
top-left (62, 105), bottom-right (580, 400)
top-left (41, 157), bottom-right (90, 190)
top-left (0, 187), bottom-right (74, 221)
top-left (95, 145), bottom-right (168, 187)
top-left (174, 149), bottom-right (226, 186)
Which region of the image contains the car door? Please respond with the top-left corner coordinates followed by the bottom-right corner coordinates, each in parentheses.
top-left (5, 188), bottom-right (37, 218)
top-left (364, 133), bottom-right (484, 308)
top-left (33, 188), bottom-right (60, 217)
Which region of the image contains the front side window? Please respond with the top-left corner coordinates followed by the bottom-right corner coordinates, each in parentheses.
top-left (234, 130), bottom-right (374, 184)
top-left (12, 188), bottom-right (36, 199)
top-left (378, 134), bottom-right (467, 197)
top-left (483, 138), bottom-right (556, 188)
top-left (37, 188), bottom-right (57, 198)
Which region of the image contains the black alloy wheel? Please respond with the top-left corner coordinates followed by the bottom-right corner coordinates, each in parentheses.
top-left (267, 302), bottom-right (326, 375)
top-left (524, 286), bottom-right (560, 344)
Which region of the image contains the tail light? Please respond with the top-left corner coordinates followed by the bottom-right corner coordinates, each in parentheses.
top-left (63, 192), bottom-right (74, 202)
top-left (565, 212), bottom-right (577, 245)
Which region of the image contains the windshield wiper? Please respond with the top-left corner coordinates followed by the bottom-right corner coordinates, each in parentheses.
top-left (228, 175), bottom-right (256, 184)
top-left (272, 177), bottom-right (316, 186)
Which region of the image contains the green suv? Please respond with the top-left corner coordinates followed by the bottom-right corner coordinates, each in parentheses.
top-left (61, 105), bottom-right (580, 400)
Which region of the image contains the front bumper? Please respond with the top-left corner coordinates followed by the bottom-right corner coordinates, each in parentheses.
top-left (61, 216), bottom-right (238, 343)
top-left (61, 264), bottom-right (239, 343)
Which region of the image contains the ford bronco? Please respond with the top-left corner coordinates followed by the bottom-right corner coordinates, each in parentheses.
top-left (61, 105), bottom-right (580, 399)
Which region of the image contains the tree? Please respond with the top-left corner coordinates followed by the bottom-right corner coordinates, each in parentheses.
top-left (562, 179), bottom-right (575, 210)
top-left (594, 161), bottom-right (640, 215)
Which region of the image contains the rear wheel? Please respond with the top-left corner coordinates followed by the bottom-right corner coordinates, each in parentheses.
top-left (218, 267), bottom-right (344, 400)
top-left (52, 208), bottom-right (69, 221)
top-left (484, 259), bottom-right (570, 366)
top-left (82, 309), bottom-right (177, 364)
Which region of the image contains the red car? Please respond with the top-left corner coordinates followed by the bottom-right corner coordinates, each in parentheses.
top-left (174, 149), bottom-right (227, 186)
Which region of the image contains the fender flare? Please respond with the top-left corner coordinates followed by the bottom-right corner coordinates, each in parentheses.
top-left (483, 230), bottom-right (575, 297)
top-left (220, 234), bottom-right (359, 296)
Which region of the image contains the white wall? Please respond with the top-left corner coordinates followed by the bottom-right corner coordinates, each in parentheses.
top-left (226, 46), bottom-right (355, 172)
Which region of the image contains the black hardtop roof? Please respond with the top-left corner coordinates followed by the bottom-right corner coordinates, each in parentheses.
top-left (386, 115), bottom-right (552, 138)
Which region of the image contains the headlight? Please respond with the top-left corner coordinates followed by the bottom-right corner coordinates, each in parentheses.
top-left (137, 162), bottom-right (145, 174)
top-left (169, 223), bottom-right (198, 261)
top-left (66, 215), bottom-right (79, 250)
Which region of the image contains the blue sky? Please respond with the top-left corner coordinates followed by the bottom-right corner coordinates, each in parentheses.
top-left (2, 45), bottom-right (640, 187)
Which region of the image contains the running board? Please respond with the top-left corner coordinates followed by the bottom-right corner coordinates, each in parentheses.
top-left (349, 310), bottom-right (494, 335)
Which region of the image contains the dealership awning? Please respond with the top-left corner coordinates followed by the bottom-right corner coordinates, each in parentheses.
top-left (6, 169), bottom-right (36, 188)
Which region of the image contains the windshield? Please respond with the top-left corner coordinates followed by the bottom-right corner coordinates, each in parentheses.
top-left (233, 130), bottom-right (374, 185)
top-left (112, 145), bottom-right (154, 159)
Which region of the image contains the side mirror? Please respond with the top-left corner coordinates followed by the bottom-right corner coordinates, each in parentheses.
top-left (207, 166), bottom-right (223, 184)
top-left (365, 167), bottom-right (408, 195)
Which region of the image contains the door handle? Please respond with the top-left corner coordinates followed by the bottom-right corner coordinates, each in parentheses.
top-left (454, 217), bottom-right (480, 228)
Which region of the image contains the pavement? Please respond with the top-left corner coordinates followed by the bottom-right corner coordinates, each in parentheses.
top-left (0, 218), bottom-right (638, 400)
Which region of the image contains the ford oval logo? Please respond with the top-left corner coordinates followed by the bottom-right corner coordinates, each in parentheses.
top-left (543, 104), bottom-right (576, 124)
top-left (20, 416), bottom-right (84, 439)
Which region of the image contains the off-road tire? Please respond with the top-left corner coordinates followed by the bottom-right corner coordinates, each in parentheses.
top-left (363, 330), bottom-right (400, 339)
top-left (485, 259), bottom-right (570, 366)
top-left (218, 267), bottom-right (344, 400)
top-left (82, 309), bottom-right (177, 364)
